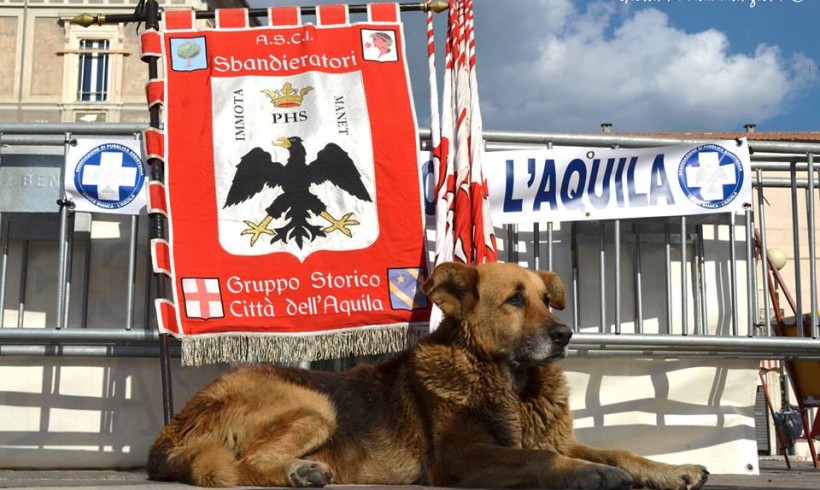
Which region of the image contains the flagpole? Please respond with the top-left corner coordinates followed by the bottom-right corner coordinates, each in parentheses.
top-left (70, 1), bottom-right (449, 27)
top-left (138, 0), bottom-right (175, 425)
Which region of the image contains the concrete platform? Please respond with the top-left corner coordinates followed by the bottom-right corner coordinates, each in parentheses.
top-left (707, 458), bottom-right (819, 489)
top-left (0, 459), bottom-right (816, 489)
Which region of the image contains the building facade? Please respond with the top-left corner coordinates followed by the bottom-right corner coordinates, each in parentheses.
top-left (0, 0), bottom-right (248, 124)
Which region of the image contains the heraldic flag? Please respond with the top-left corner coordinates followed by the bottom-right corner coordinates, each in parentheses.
top-left (427, 0), bottom-right (498, 329)
top-left (141, 5), bottom-right (430, 365)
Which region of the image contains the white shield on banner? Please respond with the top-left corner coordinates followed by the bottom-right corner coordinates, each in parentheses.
top-left (212, 72), bottom-right (378, 261)
top-left (64, 139), bottom-right (147, 215)
top-left (181, 277), bottom-right (224, 320)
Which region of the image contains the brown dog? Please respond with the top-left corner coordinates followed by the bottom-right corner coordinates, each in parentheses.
top-left (147, 262), bottom-right (709, 489)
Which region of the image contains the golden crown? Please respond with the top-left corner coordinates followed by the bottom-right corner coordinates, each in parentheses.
top-left (262, 82), bottom-right (314, 108)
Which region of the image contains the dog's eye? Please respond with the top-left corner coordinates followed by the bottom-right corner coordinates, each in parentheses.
top-left (505, 291), bottom-right (525, 307)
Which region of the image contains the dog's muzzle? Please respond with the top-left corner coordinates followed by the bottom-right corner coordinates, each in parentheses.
top-left (548, 324), bottom-right (572, 348)
top-left (513, 323), bottom-right (574, 366)
top-left (545, 323), bottom-right (573, 360)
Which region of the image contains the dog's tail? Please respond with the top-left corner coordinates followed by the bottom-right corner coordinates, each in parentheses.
top-left (146, 422), bottom-right (189, 482)
top-left (147, 416), bottom-right (241, 487)
top-left (146, 440), bottom-right (173, 480)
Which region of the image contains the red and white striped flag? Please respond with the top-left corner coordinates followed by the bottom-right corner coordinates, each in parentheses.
top-left (760, 359), bottom-right (781, 371)
top-left (427, 2), bottom-right (452, 270)
top-left (428, 0), bottom-right (498, 328)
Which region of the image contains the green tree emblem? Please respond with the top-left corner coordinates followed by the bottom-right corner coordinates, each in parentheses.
top-left (176, 41), bottom-right (201, 67)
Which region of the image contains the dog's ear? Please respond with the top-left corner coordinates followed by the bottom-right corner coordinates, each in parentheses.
top-left (538, 271), bottom-right (566, 310)
top-left (421, 262), bottom-right (478, 318)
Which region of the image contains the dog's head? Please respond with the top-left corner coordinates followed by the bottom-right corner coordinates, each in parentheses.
top-left (422, 262), bottom-right (572, 367)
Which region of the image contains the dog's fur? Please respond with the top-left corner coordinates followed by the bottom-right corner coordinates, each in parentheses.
top-left (148, 262), bottom-right (708, 489)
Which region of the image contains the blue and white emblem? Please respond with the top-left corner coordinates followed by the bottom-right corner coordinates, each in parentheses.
top-left (72, 143), bottom-right (145, 210)
top-left (678, 144), bottom-right (744, 209)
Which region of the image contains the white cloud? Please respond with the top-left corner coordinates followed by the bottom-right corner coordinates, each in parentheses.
top-left (475, 0), bottom-right (815, 132)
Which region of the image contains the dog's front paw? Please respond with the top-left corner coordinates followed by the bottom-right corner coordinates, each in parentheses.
top-left (640, 464), bottom-right (709, 490)
top-left (287, 459), bottom-right (334, 487)
top-left (569, 464), bottom-right (633, 490)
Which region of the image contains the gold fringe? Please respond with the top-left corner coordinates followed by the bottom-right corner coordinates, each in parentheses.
top-left (180, 324), bottom-right (430, 366)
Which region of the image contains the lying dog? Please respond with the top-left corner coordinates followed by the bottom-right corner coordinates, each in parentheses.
top-left (148, 262), bottom-right (708, 489)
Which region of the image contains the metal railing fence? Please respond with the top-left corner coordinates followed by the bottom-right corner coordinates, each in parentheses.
top-left (1, 123), bottom-right (819, 360)
top-left (0, 124), bottom-right (160, 357)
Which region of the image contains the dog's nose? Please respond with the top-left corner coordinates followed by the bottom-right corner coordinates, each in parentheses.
top-left (549, 324), bottom-right (572, 346)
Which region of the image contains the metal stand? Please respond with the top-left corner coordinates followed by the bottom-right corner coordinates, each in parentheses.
top-left (71, 1), bottom-right (449, 26)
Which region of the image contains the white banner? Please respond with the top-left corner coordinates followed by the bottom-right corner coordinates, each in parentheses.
top-left (64, 139), bottom-right (147, 215)
top-left (485, 140), bottom-right (752, 224)
top-left (211, 75), bottom-right (377, 260)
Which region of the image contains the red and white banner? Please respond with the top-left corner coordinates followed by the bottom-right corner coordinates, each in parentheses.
top-left (760, 360), bottom-right (781, 371)
top-left (429, 0), bottom-right (496, 269)
top-left (152, 6), bottom-right (429, 364)
top-left (427, 0), bottom-right (497, 328)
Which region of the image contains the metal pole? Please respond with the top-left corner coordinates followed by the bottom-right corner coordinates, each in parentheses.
top-left (0, 219), bottom-right (8, 329)
top-left (477, 129), bottom-right (820, 155)
top-left (547, 222), bottom-right (554, 271)
top-left (10, 126), bottom-right (820, 155)
top-left (0, 345), bottom-right (174, 358)
top-left (694, 224), bottom-right (705, 336)
top-left (506, 224), bottom-right (518, 263)
top-left (807, 152), bottom-right (818, 338)
top-left (63, 210), bottom-right (77, 329)
top-left (126, 215), bottom-right (139, 330)
top-left (80, 236), bottom-right (91, 328)
top-left (513, 225), bottom-right (520, 264)
top-left (567, 332), bottom-right (820, 355)
top-left (633, 223), bottom-right (643, 334)
top-left (56, 132), bottom-right (73, 330)
top-left (545, 144), bottom-right (553, 271)
top-left (745, 209), bottom-right (757, 338)
top-left (614, 220), bottom-right (621, 335)
top-left (757, 169), bottom-right (772, 336)
top-left (16, 241), bottom-right (29, 329)
top-left (0, 328), bottom-right (159, 343)
top-left (728, 215), bottom-right (738, 336)
top-left (599, 222), bottom-right (606, 333)
top-left (143, 0), bottom-right (174, 423)
top-left (532, 222), bottom-right (540, 271)
top-left (571, 222), bottom-right (579, 331)
top-left (681, 217), bottom-right (688, 336)
top-left (665, 223), bottom-right (673, 334)
top-left (71, 0), bottom-right (449, 26)
top-left (790, 161), bottom-right (804, 336)
top-left (144, 248), bottom-right (153, 330)
top-left (0, 135), bottom-right (4, 328)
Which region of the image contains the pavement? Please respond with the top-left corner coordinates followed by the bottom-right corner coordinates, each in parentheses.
top-left (707, 458), bottom-right (818, 489)
top-left (0, 459), bottom-right (816, 489)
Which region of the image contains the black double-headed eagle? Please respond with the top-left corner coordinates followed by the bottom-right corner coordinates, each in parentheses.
top-left (223, 136), bottom-right (372, 248)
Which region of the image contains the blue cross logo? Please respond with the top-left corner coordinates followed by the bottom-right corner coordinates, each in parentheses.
top-left (678, 144), bottom-right (744, 209)
top-left (73, 143), bottom-right (145, 209)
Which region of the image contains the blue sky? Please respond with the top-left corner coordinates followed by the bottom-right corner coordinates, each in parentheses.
top-left (250, 0), bottom-right (819, 133)
top-left (611, 0), bottom-right (819, 132)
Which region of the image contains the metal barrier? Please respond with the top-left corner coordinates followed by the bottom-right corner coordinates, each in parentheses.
top-left (0, 124), bottom-right (160, 357)
top-left (1, 123), bottom-right (819, 360)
